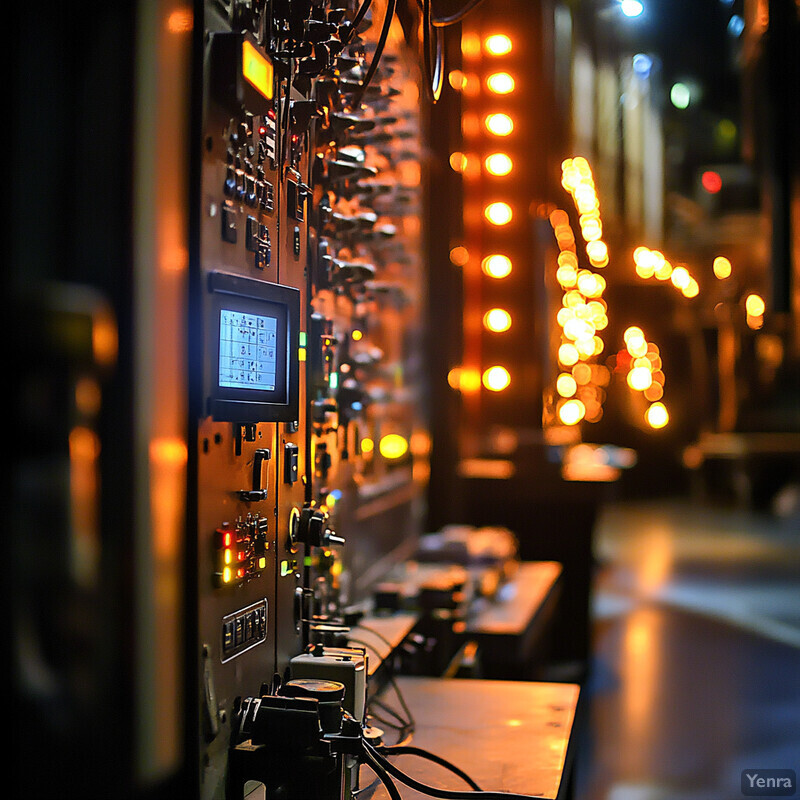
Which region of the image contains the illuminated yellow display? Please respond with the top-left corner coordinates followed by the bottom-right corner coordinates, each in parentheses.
top-left (360, 437), bottom-right (374, 454)
top-left (242, 39), bottom-right (274, 100)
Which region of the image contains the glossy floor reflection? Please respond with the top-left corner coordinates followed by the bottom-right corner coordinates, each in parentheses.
top-left (575, 498), bottom-right (800, 800)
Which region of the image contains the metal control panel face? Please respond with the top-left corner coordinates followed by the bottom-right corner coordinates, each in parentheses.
top-left (193, 3), bottom-right (429, 798)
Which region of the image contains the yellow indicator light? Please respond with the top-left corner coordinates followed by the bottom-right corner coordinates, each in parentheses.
top-left (485, 113), bottom-right (514, 136)
top-left (258, 557), bottom-right (266, 569)
top-left (484, 34), bottom-right (512, 55)
top-left (559, 399), bottom-right (586, 426)
top-left (483, 308), bottom-right (512, 332)
top-left (486, 72), bottom-right (515, 94)
top-left (450, 245), bottom-right (470, 266)
top-left (298, 347), bottom-right (307, 362)
top-left (745, 294), bottom-right (766, 316)
top-left (646, 402), bottom-right (669, 429)
top-left (485, 202), bottom-right (513, 225)
top-left (223, 567), bottom-right (233, 583)
top-left (482, 254), bottom-right (512, 278)
top-left (483, 366), bottom-right (511, 391)
top-left (379, 434), bottom-right (409, 459)
top-left (351, 329), bottom-right (363, 341)
top-left (242, 39), bottom-right (274, 100)
top-left (556, 373), bottom-right (577, 397)
top-left (485, 153), bottom-right (513, 176)
top-left (224, 549), bottom-right (233, 565)
top-left (713, 256), bottom-right (732, 279)
top-left (360, 437), bottom-right (374, 454)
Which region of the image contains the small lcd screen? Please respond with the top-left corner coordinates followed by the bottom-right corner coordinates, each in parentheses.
top-left (218, 308), bottom-right (278, 391)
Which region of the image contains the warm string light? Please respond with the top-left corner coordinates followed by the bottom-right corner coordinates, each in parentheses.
top-left (561, 157), bottom-right (609, 268)
top-left (633, 246), bottom-right (700, 298)
top-left (621, 328), bottom-right (669, 427)
top-left (546, 196), bottom-right (609, 428)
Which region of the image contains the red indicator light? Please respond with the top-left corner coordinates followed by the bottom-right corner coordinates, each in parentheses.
top-left (259, 125), bottom-right (267, 135)
top-left (238, 568), bottom-right (246, 578)
top-left (701, 171), bottom-right (722, 193)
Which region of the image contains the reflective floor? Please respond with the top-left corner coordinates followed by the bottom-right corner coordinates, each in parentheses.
top-left (574, 497), bottom-right (800, 800)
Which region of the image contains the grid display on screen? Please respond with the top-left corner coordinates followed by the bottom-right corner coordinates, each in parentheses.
top-left (218, 309), bottom-right (278, 391)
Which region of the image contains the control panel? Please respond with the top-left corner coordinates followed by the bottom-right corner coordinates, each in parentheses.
top-left (193, 2), bottom-right (429, 797)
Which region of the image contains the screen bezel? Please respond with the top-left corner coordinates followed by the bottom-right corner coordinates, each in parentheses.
top-left (206, 271), bottom-right (300, 422)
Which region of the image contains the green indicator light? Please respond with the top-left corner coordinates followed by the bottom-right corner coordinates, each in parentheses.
top-left (329, 372), bottom-right (339, 390)
top-left (299, 331), bottom-right (307, 347)
top-left (304, 556), bottom-right (313, 567)
top-left (280, 560), bottom-right (291, 576)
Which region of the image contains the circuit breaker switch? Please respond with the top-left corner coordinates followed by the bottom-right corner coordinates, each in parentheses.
top-left (240, 448), bottom-right (271, 501)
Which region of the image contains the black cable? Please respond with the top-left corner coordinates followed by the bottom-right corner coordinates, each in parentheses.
top-left (349, 636), bottom-right (416, 735)
top-left (362, 749), bottom-right (404, 800)
top-left (364, 740), bottom-right (553, 800)
top-left (354, 622), bottom-right (397, 650)
top-left (352, 0), bottom-right (397, 106)
top-left (342, 0), bottom-right (374, 45)
top-left (430, 0), bottom-right (487, 26)
top-left (377, 745), bottom-right (482, 791)
top-left (369, 696), bottom-right (412, 729)
top-left (421, 0), bottom-right (444, 102)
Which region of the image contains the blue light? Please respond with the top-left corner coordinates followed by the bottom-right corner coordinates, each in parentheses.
top-left (620, 0), bottom-right (644, 17)
top-left (632, 53), bottom-right (653, 78)
top-left (728, 14), bottom-right (745, 36)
